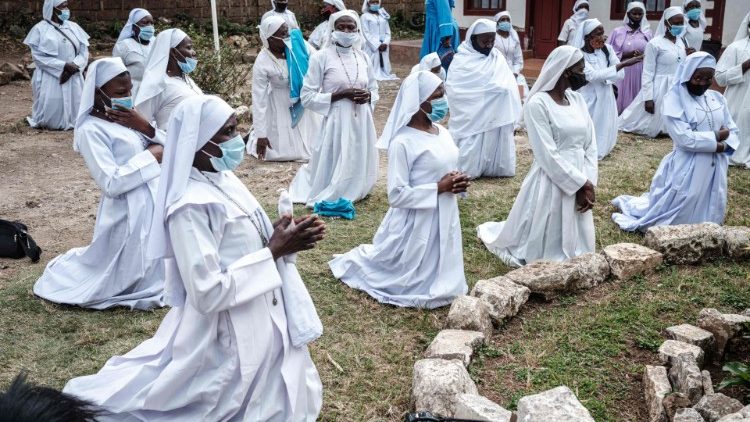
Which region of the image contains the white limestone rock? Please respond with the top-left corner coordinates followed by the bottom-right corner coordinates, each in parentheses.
top-left (669, 353), bottom-right (704, 405)
top-left (502, 261), bottom-right (576, 300)
top-left (695, 393), bottom-right (744, 422)
top-left (516, 386), bottom-right (595, 422)
top-left (697, 308), bottom-right (750, 360)
top-left (446, 295), bottom-right (494, 340)
top-left (665, 324), bottom-right (716, 351)
top-left (643, 365), bottom-right (671, 422)
top-left (412, 358), bottom-right (479, 417)
top-left (470, 277), bottom-right (530, 324)
top-left (674, 408), bottom-right (707, 422)
top-left (644, 223), bottom-right (726, 264)
top-left (703, 370), bottom-right (715, 395)
top-left (658, 340), bottom-right (705, 366)
top-left (602, 243), bottom-right (663, 280)
top-left (453, 394), bottom-right (512, 422)
top-left (424, 329), bottom-right (485, 367)
top-left (721, 226), bottom-right (750, 261)
top-left (565, 252), bottom-right (612, 290)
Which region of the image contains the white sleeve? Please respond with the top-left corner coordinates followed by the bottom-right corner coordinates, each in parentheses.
top-left (664, 115), bottom-right (719, 153)
top-left (641, 41), bottom-right (658, 101)
top-left (387, 141), bottom-right (439, 209)
top-left (361, 16), bottom-right (381, 50)
top-left (715, 44), bottom-right (744, 87)
top-left (583, 47), bottom-right (623, 83)
top-left (301, 51), bottom-right (333, 116)
top-left (251, 62), bottom-right (271, 139)
top-left (513, 41), bottom-right (524, 74)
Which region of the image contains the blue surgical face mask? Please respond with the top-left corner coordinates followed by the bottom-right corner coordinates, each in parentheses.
top-left (686, 9), bottom-right (702, 21)
top-left (203, 135), bottom-right (246, 172)
top-left (98, 87), bottom-right (134, 111)
top-left (58, 8), bottom-right (70, 22)
top-left (369, 4), bottom-right (380, 12)
top-left (173, 48), bottom-right (198, 74)
top-left (669, 24), bottom-right (686, 37)
top-left (422, 97), bottom-right (449, 122)
top-left (497, 21), bottom-right (512, 32)
top-left (137, 25), bottom-right (155, 41)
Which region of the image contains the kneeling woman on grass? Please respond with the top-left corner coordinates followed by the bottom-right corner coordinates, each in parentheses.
top-left (329, 71), bottom-right (469, 309)
top-left (64, 96), bottom-right (325, 420)
top-left (612, 52), bottom-right (739, 232)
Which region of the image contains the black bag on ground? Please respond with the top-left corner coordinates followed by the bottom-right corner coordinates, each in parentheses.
top-left (0, 220), bottom-right (42, 262)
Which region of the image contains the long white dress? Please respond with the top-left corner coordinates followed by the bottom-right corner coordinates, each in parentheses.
top-left (33, 118), bottom-right (164, 310)
top-left (612, 90), bottom-right (740, 232)
top-left (23, 19), bottom-right (89, 130)
top-left (63, 169), bottom-right (322, 421)
top-left (261, 9), bottom-right (300, 29)
top-left (579, 45), bottom-right (624, 160)
top-left (360, 12), bottom-right (399, 81)
top-left (136, 76), bottom-right (203, 129)
top-left (494, 32), bottom-right (529, 102)
top-left (684, 23), bottom-right (705, 51)
top-left (248, 48), bottom-right (319, 162)
top-left (477, 91), bottom-right (597, 267)
top-left (329, 125), bottom-right (467, 309)
top-left (309, 21), bottom-right (330, 50)
top-left (716, 37), bottom-right (750, 168)
top-left (618, 36), bottom-right (686, 137)
top-left (112, 38), bottom-right (153, 96)
top-left (289, 46), bottom-right (379, 206)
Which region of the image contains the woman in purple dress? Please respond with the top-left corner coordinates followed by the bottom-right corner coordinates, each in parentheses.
top-left (608, 2), bottom-right (651, 113)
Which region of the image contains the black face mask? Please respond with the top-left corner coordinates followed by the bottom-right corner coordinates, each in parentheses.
top-left (568, 72), bottom-right (588, 91)
top-left (686, 81), bottom-right (710, 96)
top-left (275, 2), bottom-right (288, 12)
top-left (476, 46), bottom-right (492, 56)
top-left (628, 18), bottom-right (642, 28)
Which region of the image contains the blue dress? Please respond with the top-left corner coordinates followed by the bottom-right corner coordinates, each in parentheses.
top-left (420, 0), bottom-right (460, 59)
top-left (612, 90), bottom-right (740, 232)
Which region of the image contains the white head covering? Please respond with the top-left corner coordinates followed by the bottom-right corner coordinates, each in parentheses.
top-left (663, 51), bottom-right (716, 125)
top-left (361, 0), bottom-right (390, 19)
top-left (527, 45), bottom-right (584, 100)
top-left (73, 57), bottom-right (128, 150)
top-left (324, 9), bottom-right (364, 49)
top-left (683, 0), bottom-right (707, 28)
top-left (117, 8), bottom-right (152, 42)
top-left (324, 0), bottom-right (347, 11)
top-left (410, 52), bottom-right (446, 80)
top-left (377, 71), bottom-right (443, 149)
top-left (734, 12), bottom-right (750, 42)
top-left (571, 0), bottom-right (590, 24)
top-left (259, 15), bottom-right (286, 49)
top-left (134, 28), bottom-right (189, 108)
top-left (655, 6), bottom-right (684, 37)
top-left (458, 18), bottom-right (497, 56)
top-left (572, 18), bottom-right (602, 49)
top-left (623, 2), bottom-right (651, 32)
top-left (147, 95), bottom-right (235, 305)
top-left (43, 0), bottom-right (66, 21)
top-left (493, 11), bottom-right (520, 44)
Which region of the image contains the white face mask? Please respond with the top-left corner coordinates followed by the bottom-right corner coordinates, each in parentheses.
top-left (575, 8), bottom-right (589, 19)
top-left (332, 31), bottom-right (359, 48)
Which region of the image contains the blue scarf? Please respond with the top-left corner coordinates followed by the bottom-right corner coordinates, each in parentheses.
top-left (286, 28), bottom-right (309, 101)
top-left (313, 198), bottom-right (357, 220)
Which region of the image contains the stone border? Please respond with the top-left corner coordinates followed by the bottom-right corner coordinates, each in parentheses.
top-left (411, 223), bottom-right (750, 421)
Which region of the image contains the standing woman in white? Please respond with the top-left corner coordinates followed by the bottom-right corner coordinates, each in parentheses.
top-left (112, 8), bottom-right (155, 97)
top-left (683, 0), bottom-right (706, 53)
top-left (558, 0), bottom-right (589, 46)
top-left (64, 96), bottom-right (325, 421)
top-left (477, 46), bottom-right (597, 268)
top-left (34, 58), bottom-right (165, 310)
top-left (329, 71), bottom-right (469, 309)
top-left (715, 12), bottom-right (750, 169)
top-left (135, 28), bottom-right (203, 130)
top-left (309, 0), bottom-right (346, 50)
top-left (360, 0), bottom-right (399, 81)
top-left (619, 7), bottom-right (687, 138)
top-left (290, 10), bottom-right (379, 207)
top-left (262, 0), bottom-right (300, 30)
top-left (446, 19), bottom-right (521, 179)
top-left (575, 18), bottom-right (641, 160)
top-left (23, 0), bottom-right (89, 130)
top-left (494, 11), bottom-right (529, 105)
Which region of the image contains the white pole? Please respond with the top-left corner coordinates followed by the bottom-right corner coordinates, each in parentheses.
top-left (210, 0), bottom-right (220, 53)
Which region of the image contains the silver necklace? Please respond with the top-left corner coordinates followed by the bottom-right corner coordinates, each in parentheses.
top-left (691, 95), bottom-right (720, 131)
top-left (498, 34), bottom-right (512, 58)
top-left (266, 49), bottom-right (288, 80)
top-left (336, 47), bottom-right (360, 89)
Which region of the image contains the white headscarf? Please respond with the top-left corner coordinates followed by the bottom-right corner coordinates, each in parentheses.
top-left (527, 45), bottom-right (584, 100)
top-left (734, 12), bottom-right (750, 42)
top-left (377, 71), bottom-right (443, 149)
top-left (683, 0), bottom-right (707, 29)
top-left (655, 6), bottom-right (684, 37)
top-left (324, 0), bottom-right (347, 11)
top-left (571, 0), bottom-right (590, 24)
top-left (663, 51), bottom-right (716, 125)
top-left (43, 0), bottom-right (66, 21)
top-left (572, 18), bottom-right (602, 49)
top-left (117, 8), bottom-right (152, 42)
top-left (134, 28), bottom-right (189, 109)
top-left (259, 15), bottom-right (286, 49)
top-left (73, 57), bottom-right (128, 150)
top-left (324, 9), bottom-right (364, 49)
top-left (361, 0), bottom-right (390, 19)
top-left (493, 11), bottom-right (520, 44)
top-left (410, 52), bottom-right (446, 80)
top-left (147, 95), bottom-right (235, 305)
top-left (622, 2), bottom-right (651, 33)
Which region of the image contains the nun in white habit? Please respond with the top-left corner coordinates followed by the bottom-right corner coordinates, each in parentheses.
top-left (23, 0), bottom-right (89, 130)
top-left (64, 95), bottom-right (325, 421)
top-left (618, 7), bottom-right (687, 138)
top-left (309, 0), bottom-right (346, 50)
top-left (715, 12), bottom-right (750, 168)
top-left (558, 0), bottom-right (590, 46)
top-left (683, 0), bottom-right (707, 52)
top-left (477, 46), bottom-right (597, 267)
top-left (34, 57), bottom-right (165, 310)
top-left (494, 12), bottom-right (529, 101)
top-left (289, 10), bottom-right (379, 206)
top-left (112, 8), bottom-right (155, 96)
top-left (612, 53), bottom-right (740, 232)
top-left (329, 71), bottom-right (469, 309)
top-left (360, 0), bottom-right (399, 81)
top-left (446, 18), bottom-right (521, 179)
top-left (410, 52), bottom-right (446, 80)
top-left (262, 0), bottom-right (300, 30)
top-left (248, 17), bottom-right (318, 162)
top-left (134, 28), bottom-right (203, 129)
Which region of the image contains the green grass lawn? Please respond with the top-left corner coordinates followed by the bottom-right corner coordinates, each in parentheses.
top-left (1, 131), bottom-right (749, 421)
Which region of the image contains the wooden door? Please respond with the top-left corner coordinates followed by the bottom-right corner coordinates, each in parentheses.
top-left (528, 0), bottom-right (576, 58)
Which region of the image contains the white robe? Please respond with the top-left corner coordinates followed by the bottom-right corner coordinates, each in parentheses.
top-left (63, 169), bottom-right (322, 421)
top-left (248, 48), bottom-right (320, 162)
top-left (23, 20), bottom-right (89, 130)
top-left (33, 118), bottom-right (164, 310)
top-left (329, 125), bottom-right (467, 309)
top-left (558, 18), bottom-right (578, 46)
top-left (308, 21), bottom-right (330, 50)
top-left (684, 23), bottom-right (705, 51)
top-left (715, 37), bottom-right (750, 168)
top-left (261, 10), bottom-right (300, 29)
top-left (289, 46), bottom-right (379, 207)
top-left (494, 32), bottom-right (529, 100)
top-left (477, 91), bottom-right (597, 267)
top-left (612, 91), bottom-right (740, 232)
top-left (579, 45), bottom-right (624, 160)
top-left (112, 38), bottom-right (153, 96)
top-left (136, 76), bottom-right (203, 129)
top-left (360, 12), bottom-right (399, 81)
top-left (618, 36), bottom-right (686, 137)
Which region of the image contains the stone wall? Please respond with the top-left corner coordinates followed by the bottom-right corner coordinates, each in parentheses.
top-left (3, 0), bottom-right (424, 26)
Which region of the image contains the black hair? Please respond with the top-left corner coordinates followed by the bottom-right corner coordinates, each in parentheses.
top-left (0, 373), bottom-right (102, 422)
